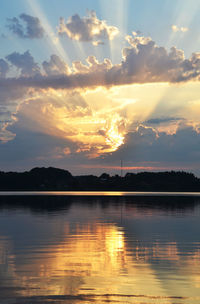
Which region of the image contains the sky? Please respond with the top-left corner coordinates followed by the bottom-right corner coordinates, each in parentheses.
top-left (1, 0), bottom-right (200, 175)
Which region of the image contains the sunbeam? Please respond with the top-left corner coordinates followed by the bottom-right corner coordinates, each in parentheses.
top-left (167, 0), bottom-right (200, 49)
top-left (2, 0), bottom-right (200, 175)
top-left (99, 0), bottom-right (129, 63)
top-left (27, 0), bottom-right (70, 64)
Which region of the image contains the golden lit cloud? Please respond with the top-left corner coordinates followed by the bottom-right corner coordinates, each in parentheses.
top-left (171, 25), bottom-right (188, 33)
top-left (11, 81), bottom-right (200, 160)
top-left (57, 11), bottom-right (119, 44)
top-left (2, 24), bottom-right (200, 164)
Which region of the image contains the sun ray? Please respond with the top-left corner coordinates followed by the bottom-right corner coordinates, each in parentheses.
top-left (74, 40), bottom-right (88, 61)
top-left (27, 0), bottom-right (70, 64)
top-left (99, 0), bottom-right (129, 63)
top-left (167, 0), bottom-right (200, 49)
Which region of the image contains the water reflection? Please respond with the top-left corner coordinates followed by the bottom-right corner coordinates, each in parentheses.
top-left (0, 196), bottom-right (200, 303)
top-left (0, 194), bottom-right (199, 214)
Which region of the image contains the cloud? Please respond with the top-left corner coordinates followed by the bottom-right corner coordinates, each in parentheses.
top-left (0, 52), bottom-right (36, 140)
top-left (2, 33), bottom-right (200, 156)
top-left (42, 55), bottom-right (70, 76)
top-left (121, 35), bottom-right (186, 83)
top-left (0, 123), bottom-right (78, 170)
top-left (171, 25), bottom-right (188, 33)
top-left (6, 51), bottom-right (40, 77)
top-left (0, 59), bottom-right (9, 78)
top-left (0, 33), bottom-right (6, 39)
top-left (57, 11), bottom-right (119, 44)
top-left (10, 89), bottom-right (127, 157)
top-left (145, 117), bottom-right (183, 125)
top-left (0, 82), bottom-right (31, 142)
top-left (92, 40), bottom-right (104, 46)
top-left (2, 115), bottom-right (200, 173)
top-left (1, 33), bottom-right (200, 93)
top-left (104, 124), bottom-right (200, 166)
top-left (7, 13), bottom-right (45, 39)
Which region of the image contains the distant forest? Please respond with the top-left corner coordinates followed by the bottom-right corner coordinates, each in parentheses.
top-left (0, 167), bottom-right (200, 191)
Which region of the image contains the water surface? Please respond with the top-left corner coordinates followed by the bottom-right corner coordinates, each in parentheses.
top-left (0, 195), bottom-right (200, 304)
top-left (1, 191), bottom-right (200, 196)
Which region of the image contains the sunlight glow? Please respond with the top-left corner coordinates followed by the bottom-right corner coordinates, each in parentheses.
top-left (104, 114), bottom-right (126, 151)
top-left (3, 221), bottom-right (200, 301)
top-left (20, 82), bottom-right (200, 158)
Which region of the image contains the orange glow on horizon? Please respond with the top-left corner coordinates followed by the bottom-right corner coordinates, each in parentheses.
top-left (79, 164), bottom-right (189, 171)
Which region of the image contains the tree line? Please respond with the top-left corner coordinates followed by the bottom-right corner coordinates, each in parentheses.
top-left (0, 167), bottom-right (200, 191)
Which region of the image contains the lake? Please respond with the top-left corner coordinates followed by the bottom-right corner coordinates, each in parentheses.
top-left (0, 193), bottom-right (200, 304)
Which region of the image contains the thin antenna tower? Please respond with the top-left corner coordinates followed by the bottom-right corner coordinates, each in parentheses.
top-left (121, 159), bottom-right (123, 177)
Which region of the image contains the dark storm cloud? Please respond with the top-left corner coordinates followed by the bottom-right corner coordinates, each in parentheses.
top-left (7, 13), bottom-right (45, 39)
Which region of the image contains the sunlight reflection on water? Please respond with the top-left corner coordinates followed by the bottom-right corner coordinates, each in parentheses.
top-left (0, 195), bottom-right (200, 303)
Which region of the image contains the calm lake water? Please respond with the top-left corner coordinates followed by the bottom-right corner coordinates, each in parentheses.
top-left (0, 194), bottom-right (200, 304)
